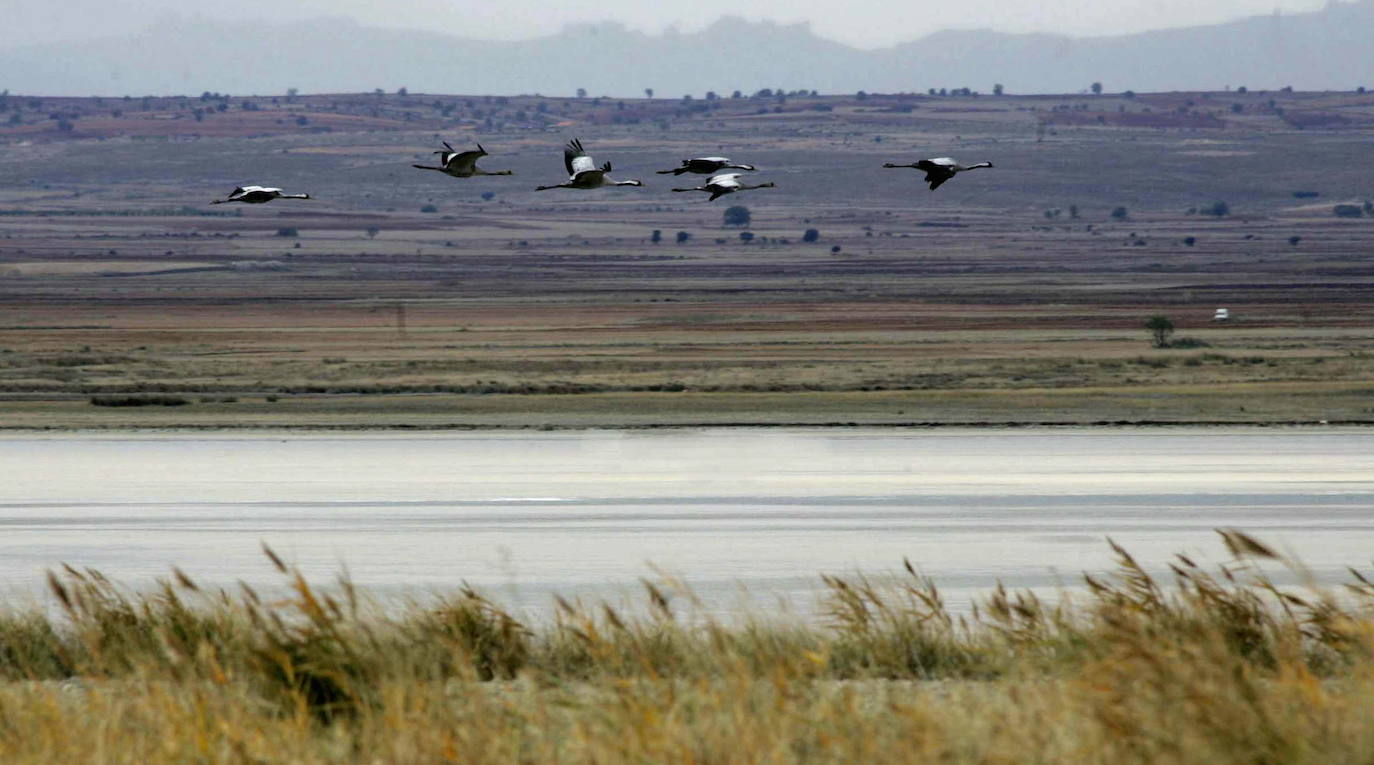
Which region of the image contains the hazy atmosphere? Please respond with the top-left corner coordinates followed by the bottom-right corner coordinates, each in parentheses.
top-left (5, 0), bottom-right (1331, 48)
top-left (6, 0), bottom-right (1366, 95)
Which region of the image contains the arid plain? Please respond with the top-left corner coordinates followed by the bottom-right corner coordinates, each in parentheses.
top-left (2, 88), bottom-right (1373, 428)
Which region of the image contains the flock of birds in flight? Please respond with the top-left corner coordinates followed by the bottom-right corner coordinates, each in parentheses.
top-left (210, 138), bottom-right (995, 205)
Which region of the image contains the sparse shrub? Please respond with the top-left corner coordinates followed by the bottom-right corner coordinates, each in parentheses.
top-left (1144, 315), bottom-right (1175, 348)
top-left (90, 395), bottom-right (189, 407)
top-left (739, 231), bottom-right (754, 243)
top-left (1289, 236), bottom-right (1302, 246)
top-left (420, 204), bottom-right (439, 213)
top-left (1334, 204), bottom-right (1364, 218)
top-left (675, 231), bottom-right (691, 244)
top-left (275, 227), bottom-right (298, 237)
top-left (1200, 200), bottom-right (1230, 216)
top-left (802, 228), bottom-right (820, 243)
top-left (723, 205), bottom-right (751, 227)
top-left (650, 230), bottom-right (662, 244)
top-left (1183, 236), bottom-right (1196, 246)
top-left (1111, 206), bottom-right (1128, 220)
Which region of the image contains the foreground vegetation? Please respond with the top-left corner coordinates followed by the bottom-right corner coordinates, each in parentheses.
top-left (1, 531), bottom-right (1373, 762)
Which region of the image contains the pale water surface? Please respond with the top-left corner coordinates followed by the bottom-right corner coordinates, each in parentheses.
top-left (2, 428), bottom-right (1371, 615)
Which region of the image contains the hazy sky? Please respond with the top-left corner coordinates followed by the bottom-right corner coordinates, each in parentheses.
top-left (5, 0), bottom-right (1331, 50)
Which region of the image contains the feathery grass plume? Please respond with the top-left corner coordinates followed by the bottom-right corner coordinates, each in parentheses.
top-left (0, 534), bottom-right (1373, 760)
top-left (822, 565), bottom-right (990, 679)
top-left (402, 585), bottom-right (529, 681)
top-left (253, 560), bottom-right (379, 723)
top-left (261, 542), bottom-right (287, 574)
top-left (171, 566), bottom-right (199, 592)
top-left (1219, 528), bottom-right (1281, 560)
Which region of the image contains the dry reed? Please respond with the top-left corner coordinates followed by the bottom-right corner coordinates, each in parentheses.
top-left (0, 531), bottom-right (1372, 763)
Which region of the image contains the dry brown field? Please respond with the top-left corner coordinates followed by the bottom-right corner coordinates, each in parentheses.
top-left (2, 89), bottom-right (1373, 428)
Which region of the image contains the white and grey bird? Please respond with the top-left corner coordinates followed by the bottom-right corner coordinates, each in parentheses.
top-left (672, 172), bottom-right (775, 202)
top-left (535, 139), bottom-right (644, 190)
top-left (657, 157), bottom-right (756, 176)
top-left (210, 186), bottom-right (312, 204)
top-left (882, 157), bottom-right (994, 191)
top-left (412, 141), bottom-right (512, 178)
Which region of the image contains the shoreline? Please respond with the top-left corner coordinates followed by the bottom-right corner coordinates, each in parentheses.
top-left (1, 418), bottom-right (1369, 434)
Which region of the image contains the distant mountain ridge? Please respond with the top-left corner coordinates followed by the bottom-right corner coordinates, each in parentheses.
top-left (4, 3), bottom-right (1373, 97)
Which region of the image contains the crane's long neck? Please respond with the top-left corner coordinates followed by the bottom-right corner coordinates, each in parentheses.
top-left (883, 163), bottom-right (919, 169)
top-left (739, 182), bottom-right (774, 191)
top-left (279, 193), bottom-right (310, 199)
top-left (535, 183), bottom-right (572, 191)
top-left (672, 186), bottom-right (707, 193)
top-left (613, 180), bottom-right (643, 187)
top-left (964, 162), bottom-right (993, 170)
top-left (477, 169), bottom-right (513, 176)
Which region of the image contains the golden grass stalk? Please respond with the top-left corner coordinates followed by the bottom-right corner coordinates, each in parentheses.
top-left (0, 530), bottom-right (1371, 763)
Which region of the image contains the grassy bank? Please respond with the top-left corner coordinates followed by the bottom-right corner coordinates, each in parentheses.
top-left (3, 381), bottom-right (1374, 430)
top-left (1, 532), bottom-right (1373, 762)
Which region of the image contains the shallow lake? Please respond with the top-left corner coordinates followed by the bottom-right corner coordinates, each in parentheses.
top-left (2, 428), bottom-right (1372, 616)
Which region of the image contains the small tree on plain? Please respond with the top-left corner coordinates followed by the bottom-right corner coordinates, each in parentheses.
top-left (365, 227), bottom-right (380, 239)
top-left (802, 228), bottom-right (820, 243)
top-left (1111, 206), bottom-right (1129, 221)
top-left (651, 229), bottom-right (662, 244)
top-left (723, 205), bottom-right (751, 227)
top-left (675, 231), bottom-right (690, 244)
top-left (739, 231), bottom-right (754, 243)
top-left (1145, 315), bottom-right (1175, 348)
top-left (993, 84), bottom-right (1004, 96)
top-left (1091, 82), bottom-right (1103, 95)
